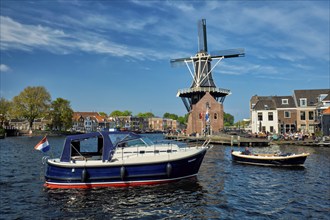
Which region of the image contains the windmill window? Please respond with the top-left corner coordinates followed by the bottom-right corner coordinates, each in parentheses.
top-left (214, 113), bottom-right (218, 120)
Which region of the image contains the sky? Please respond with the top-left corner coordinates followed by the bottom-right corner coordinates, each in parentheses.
top-left (1, 0), bottom-right (329, 121)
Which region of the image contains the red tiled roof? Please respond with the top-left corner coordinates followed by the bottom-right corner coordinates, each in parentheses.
top-left (73, 112), bottom-right (106, 122)
top-left (323, 107), bottom-right (330, 115)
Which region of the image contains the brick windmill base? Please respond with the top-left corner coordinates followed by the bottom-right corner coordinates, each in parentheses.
top-left (186, 92), bottom-right (224, 135)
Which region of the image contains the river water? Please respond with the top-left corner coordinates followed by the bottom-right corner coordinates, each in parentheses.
top-left (0, 134), bottom-right (329, 219)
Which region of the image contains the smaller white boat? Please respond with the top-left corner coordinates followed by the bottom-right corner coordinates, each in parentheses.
top-left (231, 151), bottom-right (310, 166)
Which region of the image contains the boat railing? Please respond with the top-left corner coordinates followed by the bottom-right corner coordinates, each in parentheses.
top-left (116, 142), bottom-right (206, 160)
top-left (202, 139), bottom-right (211, 148)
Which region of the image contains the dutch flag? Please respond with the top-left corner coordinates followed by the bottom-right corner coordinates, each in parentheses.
top-left (205, 109), bottom-right (210, 123)
top-left (34, 136), bottom-right (50, 152)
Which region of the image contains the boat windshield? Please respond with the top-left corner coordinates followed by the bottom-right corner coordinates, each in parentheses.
top-left (107, 133), bottom-right (154, 148)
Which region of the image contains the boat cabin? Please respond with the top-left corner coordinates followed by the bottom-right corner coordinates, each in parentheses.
top-left (59, 131), bottom-right (147, 163)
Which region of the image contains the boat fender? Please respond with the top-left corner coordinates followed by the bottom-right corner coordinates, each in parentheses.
top-left (120, 166), bottom-right (126, 180)
top-left (166, 163), bottom-right (172, 177)
top-left (81, 169), bottom-right (88, 182)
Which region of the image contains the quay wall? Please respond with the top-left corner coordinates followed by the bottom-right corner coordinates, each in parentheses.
top-left (164, 134), bottom-right (270, 147)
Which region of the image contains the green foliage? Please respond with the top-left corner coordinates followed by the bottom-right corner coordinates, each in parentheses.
top-left (0, 97), bottom-right (12, 126)
top-left (109, 110), bottom-right (132, 117)
top-left (163, 112), bottom-right (179, 120)
top-left (50, 98), bottom-right (73, 131)
top-left (11, 86), bottom-right (51, 129)
top-left (136, 112), bottom-right (154, 118)
top-left (177, 114), bottom-right (188, 125)
top-left (234, 120), bottom-right (250, 128)
top-left (0, 127), bottom-right (5, 135)
top-left (224, 112), bottom-right (234, 126)
top-left (99, 112), bottom-right (108, 118)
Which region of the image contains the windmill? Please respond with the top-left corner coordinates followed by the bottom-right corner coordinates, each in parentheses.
top-left (170, 19), bottom-right (244, 135)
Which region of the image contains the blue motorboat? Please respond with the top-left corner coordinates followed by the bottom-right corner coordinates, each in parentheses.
top-left (44, 131), bottom-right (211, 189)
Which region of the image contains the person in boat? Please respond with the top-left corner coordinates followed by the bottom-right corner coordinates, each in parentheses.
top-left (242, 147), bottom-right (251, 155)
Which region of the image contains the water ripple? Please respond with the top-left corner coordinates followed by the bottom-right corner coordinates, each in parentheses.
top-left (1, 136), bottom-right (330, 219)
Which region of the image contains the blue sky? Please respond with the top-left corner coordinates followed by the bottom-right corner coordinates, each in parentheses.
top-left (1, 0), bottom-right (329, 121)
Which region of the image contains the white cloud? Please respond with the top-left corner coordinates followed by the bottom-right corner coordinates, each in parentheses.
top-left (0, 64), bottom-right (10, 72)
top-left (0, 1), bottom-right (328, 65)
top-left (0, 15), bottom-right (166, 60)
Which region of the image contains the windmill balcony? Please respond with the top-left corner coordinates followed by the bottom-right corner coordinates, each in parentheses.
top-left (177, 87), bottom-right (231, 97)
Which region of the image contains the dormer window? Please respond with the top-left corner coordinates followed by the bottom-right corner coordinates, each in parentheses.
top-left (300, 98), bottom-right (307, 107)
top-left (319, 94), bottom-right (327, 102)
top-left (282, 99), bottom-right (288, 105)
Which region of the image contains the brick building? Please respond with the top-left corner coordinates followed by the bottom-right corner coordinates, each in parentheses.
top-left (187, 92), bottom-right (223, 135)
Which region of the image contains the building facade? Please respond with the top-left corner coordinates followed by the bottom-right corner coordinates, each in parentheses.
top-left (187, 92), bottom-right (224, 135)
top-left (250, 89), bottom-right (330, 135)
top-left (293, 90), bottom-right (329, 134)
top-left (72, 112), bottom-right (107, 132)
top-left (148, 117), bottom-right (177, 132)
top-left (321, 107), bottom-right (330, 136)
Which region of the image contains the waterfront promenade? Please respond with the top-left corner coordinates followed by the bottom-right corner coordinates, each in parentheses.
top-left (164, 133), bottom-right (270, 147)
top-left (165, 133), bottom-right (330, 147)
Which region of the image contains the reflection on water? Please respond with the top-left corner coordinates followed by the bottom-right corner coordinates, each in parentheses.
top-left (45, 178), bottom-right (205, 219)
top-left (1, 136), bottom-right (329, 219)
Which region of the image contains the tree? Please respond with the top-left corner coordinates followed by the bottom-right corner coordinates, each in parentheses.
top-left (109, 110), bottom-right (132, 117)
top-left (177, 114), bottom-right (188, 125)
top-left (163, 112), bottom-right (178, 120)
top-left (224, 112), bottom-right (234, 126)
top-left (136, 112), bottom-right (154, 118)
top-left (11, 86), bottom-right (51, 129)
top-left (50, 98), bottom-right (73, 131)
top-left (0, 97), bottom-right (12, 127)
top-left (99, 112), bottom-right (108, 118)
top-left (234, 120), bottom-right (250, 129)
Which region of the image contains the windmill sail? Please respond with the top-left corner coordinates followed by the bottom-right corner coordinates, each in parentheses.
top-left (211, 48), bottom-right (245, 58)
top-left (170, 18), bottom-right (244, 110)
top-left (198, 19), bottom-right (208, 53)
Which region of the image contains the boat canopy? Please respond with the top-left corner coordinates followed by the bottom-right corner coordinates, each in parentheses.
top-left (60, 131), bottom-right (143, 162)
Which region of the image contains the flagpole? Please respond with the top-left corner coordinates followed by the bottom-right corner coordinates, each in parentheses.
top-left (45, 134), bottom-right (55, 159)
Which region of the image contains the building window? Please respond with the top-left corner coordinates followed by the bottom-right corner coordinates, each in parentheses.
top-left (284, 111), bottom-right (291, 118)
top-left (214, 113), bottom-right (218, 120)
top-left (268, 112), bottom-right (273, 121)
top-left (285, 124), bottom-right (291, 133)
top-left (308, 125), bottom-right (314, 133)
top-left (300, 111), bottom-right (306, 120)
top-left (282, 99), bottom-right (288, 104)
top-left (258, 112), bottom-right (263, 121)
top-left (300, 98), bottom-right (307, 107)
top-left (309, 111), bottom-right (314, 120)
top-left (270, 126), bottom-right (274, 133)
